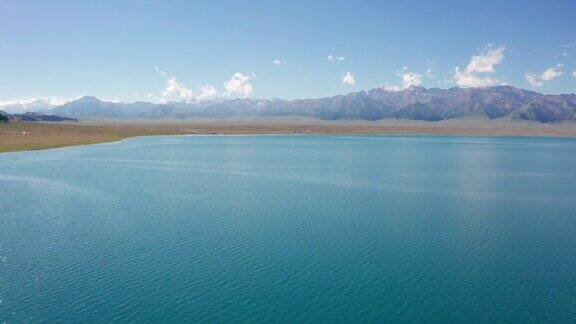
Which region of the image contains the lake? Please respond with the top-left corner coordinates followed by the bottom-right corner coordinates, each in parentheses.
top-left (1, 135), bottom-right (576, 322)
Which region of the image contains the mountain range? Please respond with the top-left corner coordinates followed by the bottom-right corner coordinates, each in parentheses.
top-left (4, 86), bottom-right (576, 123)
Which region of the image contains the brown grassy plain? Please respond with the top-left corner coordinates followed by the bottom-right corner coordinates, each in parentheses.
top-left (1, 119), bottom-right (575, 153)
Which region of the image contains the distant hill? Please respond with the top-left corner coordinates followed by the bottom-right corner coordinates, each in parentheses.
top-left (0, 110), bottom-right (9, 123)
top-left (0, 111), bottom-right (77, 123)
top-left (43, 86), bottom-right (576, 123)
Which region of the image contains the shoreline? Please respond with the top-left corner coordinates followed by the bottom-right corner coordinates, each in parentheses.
top-left (2, 120), bottom-right (576, 153)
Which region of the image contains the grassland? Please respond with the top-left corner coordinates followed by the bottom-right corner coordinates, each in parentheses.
top-left (1, 119), bottom-right (576, 153)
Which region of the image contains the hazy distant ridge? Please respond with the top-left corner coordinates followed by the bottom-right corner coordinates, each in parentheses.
top-left (51, 86), bottom-right (576, 123)
top-left (0, 110), bottom-right (77, 123)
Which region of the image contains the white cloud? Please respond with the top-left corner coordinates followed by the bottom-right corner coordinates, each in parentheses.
top-left (154, 65), bottom-right (168, 76)
top-left (381, 85), bottom-right (402, 92)
top-left (197, 84), bottom-right (218, 100)
top-left (48, 97), bottom-right (69, 106)
top-left (425, 62), bottom-right (438, 80)
top-left (162, 76), bottom-right (194, 100)
top-left (573, 70), bottom-right (576, 79)
top-left (102, 97), bottom-right (120, 103)
top-left (454, 46), bottom-right (506, 87)
top-left (328, 54), bottom-right (345, 61)
top-left (542, 66), bottom-right (563, 80)
top-left (454, 67), bottom-right (502, 87)
top-left (466, 47), bottom-right (505, 73)
top-left (223, 72), bottom-right (254, 98)
top-left (0, 97), bottom-right (64, 107)
top-left (525, 74), bottom-right (541, 87)
top-left (154, 66), bottom-right (194, 101)
top-left (402, 72), bottom-right (422, 88)
top-left (342, 71), bottom-right (356, 85)
top-left (0, 98), bottom-right (30, 107)
top-left (145, 93), bottom-right (165, 103)
top-left (272, 59), bottom-right (286, 66)
top-left (525, 65), bottom-right (564, 87)
top-left (0, 97), bottom-right (71, 113)
top-left (381, 70), bottom-right (422, 91)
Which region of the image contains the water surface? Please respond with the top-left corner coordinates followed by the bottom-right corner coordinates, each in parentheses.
top-left (1, 135), bottom-right (576, 322)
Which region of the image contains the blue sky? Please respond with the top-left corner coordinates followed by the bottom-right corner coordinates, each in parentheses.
top-left (0, 0), bottom-right (575, 104)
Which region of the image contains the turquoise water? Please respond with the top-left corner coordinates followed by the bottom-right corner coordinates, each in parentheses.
top-left (1, 135), bottom-right (576, 322)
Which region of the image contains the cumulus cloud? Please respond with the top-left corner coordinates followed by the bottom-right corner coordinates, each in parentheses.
top-left (525, 65), bottom-right (564, 87)
top-left (153, 68), bottom-right (256, 101)
top-left (402, 72), bottom-right (422, 88)
top-left (543, 66), bottom-right (564, 79)
top-left (454, 46), bottom-right (506, 87)
top-left (454, 68), bottom-right (502, 87)
top-left (524, 74), bottom-right (540, 86)
top-left (573, 70), bottom-right (576, 79)
top-left (381, 70), bottom-right (422, 92)
top-left (0, 97), bottom-right (71, 113)
top-left (342, 71), bottom-right (356, 85)
top-left (162, 76), bottom-right (194, 100)
top-left (223, 72), bottom-right (254, 98)
top-left (154, 66), bottom-right (194, 101)
top-left (48, 97), bottom-right (69, 106)
top-left (328, 54), bottom-right (345, 61)
top-left (197, 84), bottom-right (218, 100)
top-left (0, 97), bottom-right (68, 107)
top-left (466, 47), bottom-right (505, 73)
top-left (272, 59), bottom-right (286, 66)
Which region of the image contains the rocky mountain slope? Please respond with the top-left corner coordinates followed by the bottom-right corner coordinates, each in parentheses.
top-left (44, 86), bottom-right (576, 123)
